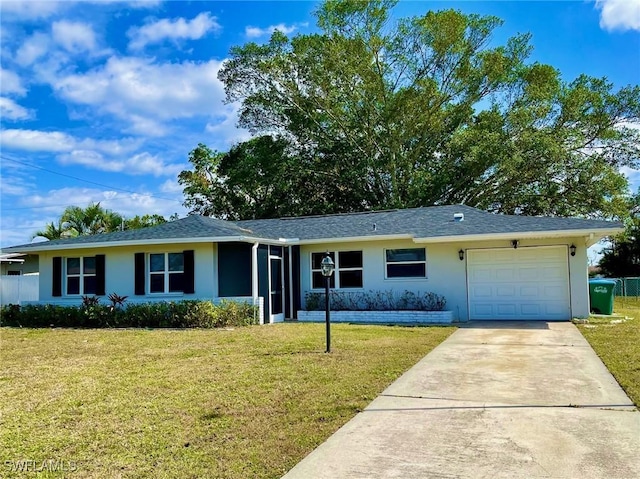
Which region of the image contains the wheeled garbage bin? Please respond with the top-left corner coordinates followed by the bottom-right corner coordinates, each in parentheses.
top-left (588, 279), bottom-right (616, 315)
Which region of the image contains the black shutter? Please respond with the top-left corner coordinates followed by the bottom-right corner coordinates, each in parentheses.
top-left (95, 254), bottom-right (106, 296)
top-left (183, 250), bottom-right (195, 294)
top-left (52, 257), bottom-right (62, 297)
top-left (134, 253), bottom-right (145, 295)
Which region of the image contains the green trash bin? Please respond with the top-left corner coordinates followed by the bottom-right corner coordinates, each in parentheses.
top-left (588, 279), bottom-right (616, 315)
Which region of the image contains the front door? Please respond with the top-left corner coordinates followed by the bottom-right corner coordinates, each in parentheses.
top-left (269, 247), bottom-right (284, 323)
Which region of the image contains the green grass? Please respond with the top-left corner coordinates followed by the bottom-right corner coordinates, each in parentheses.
top-left (578, 297), bottom-right (640, 407)
top-left (0, 323), bottom-right (453, 478)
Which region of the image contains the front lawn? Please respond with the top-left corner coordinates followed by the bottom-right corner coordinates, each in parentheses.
top-left (578, 297), bottom-right (640, 407)
top-left (0, 323), bottom-right (453, 478)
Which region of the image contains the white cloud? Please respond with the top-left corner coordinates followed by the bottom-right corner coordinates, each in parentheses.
top-left (15, 32), bottom-right (50, 67)
top-left (159, 179), bottom-right (183, 194)
top-left (0, 97), bottom-right (33, 120)
top-left (27, 186), bottom-right (185, 221)
top-left (0, 174), bottom-right (32, 196)
top-left (596, 0), bottom-right (640, 32)
top-left (0, 68), bottom-right (26, 96)
top-left (51, 56), bottom-right (227, 126)
top-left (127, 12), bottom-right (220, 50)
top-left (51, 20), bottom-right (97, 53)
top-left (245, 22), bottom-right (305, 39)
top-left (1, 129), bottom-right (75, 152)
top-left (0, 129), bottom-right (141, 155)
top-left (57, 150), bottom-right (184, 177)
top-left (0, 1), bottom-right (64, 20)
top-left (124, 114), bottom-right (169, 137)
top-left (204, 103), bottom-right (252, 150)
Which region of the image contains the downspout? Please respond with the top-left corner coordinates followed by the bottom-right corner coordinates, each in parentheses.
top-left (252, 242), bottom-right (261, 324)
top-left (288, 246), bottom-right (294, 320)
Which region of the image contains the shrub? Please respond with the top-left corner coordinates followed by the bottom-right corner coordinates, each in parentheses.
top-left (304, 290), bottom-right (446, 312)
top-left (0, 299), bottom-right (258, 329)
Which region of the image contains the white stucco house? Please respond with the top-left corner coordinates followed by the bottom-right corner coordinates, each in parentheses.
top-left (0, 205), bottom-right (623, 323)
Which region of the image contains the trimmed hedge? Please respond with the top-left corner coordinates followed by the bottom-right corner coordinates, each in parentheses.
top-left (304, 290), bottom-right (447, 312)
top-left (0, 300), bottom-right (258, 329)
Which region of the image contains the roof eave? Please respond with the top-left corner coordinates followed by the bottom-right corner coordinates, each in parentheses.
top-left (294, 234), bottom-right (414, 245)
top-left (412, 228), bottom-right (623, 246)
top-left (0, 235), bottom-right (280, 253)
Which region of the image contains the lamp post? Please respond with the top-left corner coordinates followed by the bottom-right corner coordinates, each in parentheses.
top-left (320, 253), bottom-right (335, 353)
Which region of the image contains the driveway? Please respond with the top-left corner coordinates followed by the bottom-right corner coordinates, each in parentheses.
top-left (283, 322), bottom-right (640, 479)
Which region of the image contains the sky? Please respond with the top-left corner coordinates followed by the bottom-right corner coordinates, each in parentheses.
top-left (1, 0), bottom-right (639, 249)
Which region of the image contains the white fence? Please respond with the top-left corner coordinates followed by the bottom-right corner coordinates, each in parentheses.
top-left (0, 274), bottom-right (39, 306)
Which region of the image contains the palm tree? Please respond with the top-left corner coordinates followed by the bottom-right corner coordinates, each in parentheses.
top-left (31, 203), bottom-right (159, 240)
top-left (31, 219), bottom-right (69, 240)
top-left (61, 203), bottom-right (124, 236)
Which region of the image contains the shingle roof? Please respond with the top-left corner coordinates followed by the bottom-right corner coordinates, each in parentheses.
top-left (237, 205), bottom-right (622, 240)
top-left (3, 215), bottom-right (256, 251)
top-left (2, 205), bottom-right (623, 252)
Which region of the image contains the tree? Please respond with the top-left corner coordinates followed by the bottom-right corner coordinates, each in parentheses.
top-left (32, 205), bottom-right (168, 239)
top-left (61, 203), bottom-right (123, 236)
top-left (125, 214), bottom-right (167, 229)
top-left (185, 0), bottom-right (639, 220)
top-left (598, 191), bottom-right (640, 277)
top-left (32, 219), bottom-right (67, 241)
top-left (179, 138), bottom-right (348, 219)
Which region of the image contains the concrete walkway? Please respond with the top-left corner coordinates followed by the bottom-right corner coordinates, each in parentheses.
top-left (283, 322), bottom-right (640, 479)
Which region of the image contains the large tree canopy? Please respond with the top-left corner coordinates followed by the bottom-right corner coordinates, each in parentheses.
top-left (181, 0), bottom-right (640, 220)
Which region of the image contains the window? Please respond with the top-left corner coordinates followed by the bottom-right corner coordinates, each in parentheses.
top-left (66, 257), bottom-right (96, 295)
top-left (385, 248), bottom-right (426, 278)
top-left (149, 253), bottom-right (184, 293)
top-left (311, 251), bottom-right (363, 289)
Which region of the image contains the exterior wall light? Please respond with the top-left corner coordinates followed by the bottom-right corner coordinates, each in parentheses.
top-left (512, 240), bottom-right (519, 249)
top-left (570, 244), bottom-right (577, 257)
top-left (458, 249), bottom-right (464, 261)
top-left (320, 253), bottom-right (335, 353)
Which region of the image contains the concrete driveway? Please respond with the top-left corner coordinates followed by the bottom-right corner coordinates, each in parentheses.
top-left (283, 322), bottom-right (640, 479)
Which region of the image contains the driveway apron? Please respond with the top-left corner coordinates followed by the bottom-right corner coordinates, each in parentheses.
top-left (282, 322), bottom-right (640, 479)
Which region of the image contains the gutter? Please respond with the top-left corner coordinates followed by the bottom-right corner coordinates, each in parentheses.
top-left (411, 228), bottom-right (624, 247)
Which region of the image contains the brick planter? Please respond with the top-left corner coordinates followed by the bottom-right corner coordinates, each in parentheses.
top-left (296, 310), bottom-right (454, 324)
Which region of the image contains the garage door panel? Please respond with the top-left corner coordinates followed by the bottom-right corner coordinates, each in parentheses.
top-left (496, 285), bottom-right (516, 296)
top-left (497, 304), bottom-right (517, 316)
top-left (520, 286), bottom-right (539, 297)
top-left (468, 246), bottom-right (570, 321)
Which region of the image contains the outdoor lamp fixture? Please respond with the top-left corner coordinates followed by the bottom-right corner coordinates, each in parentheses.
top-left (570, 244), bottom-right (577, 257)
top-left (512, 240), bottom-right (519, 249)
top-left (320, 253), bottom-right (335, 353)
top-left (458, 249), bottom-right (465, 261)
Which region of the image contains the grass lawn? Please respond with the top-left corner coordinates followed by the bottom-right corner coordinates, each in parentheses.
top-left (578, 296), bottom-right (640, 407)
top-left (0, 323), bottom-right (453, 478)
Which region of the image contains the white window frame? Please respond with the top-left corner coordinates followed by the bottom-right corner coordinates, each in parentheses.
top-left (65, 256), bottom-right (96, 296)
top-left (311, 251), bottom-right (364, 289)
top-left (384, 248), bottom-right (427, 280)
top-left (148, 252), bottom-right (184, 294)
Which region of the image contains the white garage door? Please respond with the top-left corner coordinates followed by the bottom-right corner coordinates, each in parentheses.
top-left (467, 246), bottom-right (571, 321)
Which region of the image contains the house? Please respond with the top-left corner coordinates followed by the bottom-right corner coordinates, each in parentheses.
top-left (0, 205), bottom-right (623, 323)
top-left (0, 253), bottom-right (39, 276)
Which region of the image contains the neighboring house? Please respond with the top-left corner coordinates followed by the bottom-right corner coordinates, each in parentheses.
top-left (0, 254), bottom-right (40, 306)
top-left (0, 253), bottom-right (39, 276)
top-left (0, 205), bottom-right (623, 323)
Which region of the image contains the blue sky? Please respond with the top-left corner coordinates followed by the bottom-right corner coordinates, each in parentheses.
top-left (1, 0), bottom-right (639, 248)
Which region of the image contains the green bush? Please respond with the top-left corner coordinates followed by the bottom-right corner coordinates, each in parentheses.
top-left (0, 299), bottom-right (258, 329)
